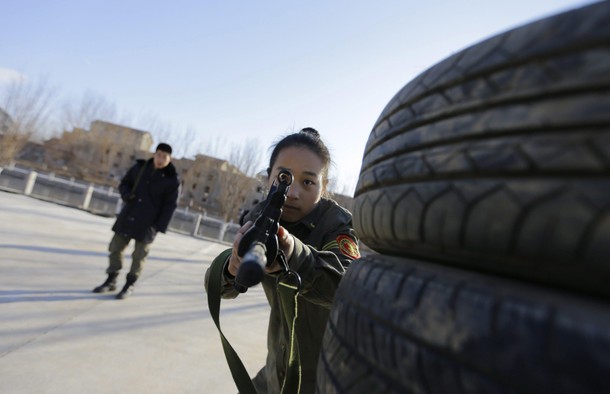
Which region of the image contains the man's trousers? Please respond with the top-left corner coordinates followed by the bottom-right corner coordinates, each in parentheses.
top-left (107, 233), bottom-right (151, 278)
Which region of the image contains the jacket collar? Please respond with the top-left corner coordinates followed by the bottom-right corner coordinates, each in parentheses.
top-left (144, 158), bottom-right (177, 178)
top-left (280, 198), bottom-right (330, 231)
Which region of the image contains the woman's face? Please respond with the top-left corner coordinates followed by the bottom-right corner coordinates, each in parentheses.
top-left (268, 146), bottom-right (326, 223)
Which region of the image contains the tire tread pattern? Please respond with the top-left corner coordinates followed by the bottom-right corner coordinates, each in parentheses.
top-left (317, 255), bottom-right (610, 394)
top-left (353, 2), bottom-right (610, 298)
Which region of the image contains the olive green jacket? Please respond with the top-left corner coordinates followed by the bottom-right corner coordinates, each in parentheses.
top-left (205, 198), bottom-right (360, 394)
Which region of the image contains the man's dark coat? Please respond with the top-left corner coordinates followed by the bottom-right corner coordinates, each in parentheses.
top-left (112, 158), bottom-right (179, 243)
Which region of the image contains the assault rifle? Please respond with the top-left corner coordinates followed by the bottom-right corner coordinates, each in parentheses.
top-left (234, 169), bottom-right (293, 293)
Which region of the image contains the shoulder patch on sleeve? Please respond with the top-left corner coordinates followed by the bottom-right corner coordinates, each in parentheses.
top-left (336, 235), bottom-right (360, 259)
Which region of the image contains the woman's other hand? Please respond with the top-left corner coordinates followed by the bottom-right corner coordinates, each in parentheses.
top-left (227, 220), bottom-right (253, 277)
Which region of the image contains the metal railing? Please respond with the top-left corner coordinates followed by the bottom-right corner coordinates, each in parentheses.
top-left (0, 164), bottom-right (239, 244)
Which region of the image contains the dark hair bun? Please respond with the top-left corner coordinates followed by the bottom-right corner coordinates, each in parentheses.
top-left (299, 127), bottom-right (320, 140)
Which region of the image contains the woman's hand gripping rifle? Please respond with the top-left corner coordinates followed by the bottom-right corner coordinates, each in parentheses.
top-left (234, 169), bottom-right (293, 293)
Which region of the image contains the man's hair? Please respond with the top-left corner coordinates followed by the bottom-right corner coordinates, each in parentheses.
top-left (156, 143), bottom-right (172, 155)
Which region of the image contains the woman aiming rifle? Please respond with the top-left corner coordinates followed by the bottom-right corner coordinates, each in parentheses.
top-left (205, 128), bottom-right (360, 393)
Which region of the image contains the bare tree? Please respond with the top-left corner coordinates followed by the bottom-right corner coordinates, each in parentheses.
top-left (0, 77), bottom-right (56, 165)
top-left (58, 90), bottom-right (118, 131)
top-left (138, 114), bottom-right (172, 145)
top-left (158, 124), bottom-right (199, 160)
top-left (228, 137), bottom-right (265, 177)
top-left (175, 152), bottom-right (242, 220)
top-left (183, 137), bottom-right (266, 221)
top-left (178, 126), bottom-right (198, 159)
top-left (213, 138), bottom-right (265, 221)
top-left (327, 177), bottom-right (352, 197)
top-left (197, 134), bottom-right (227, 158)
top-left (138, 115), bottom-right (206, 160)
top-left (214, 162), bottom-right (255, 222)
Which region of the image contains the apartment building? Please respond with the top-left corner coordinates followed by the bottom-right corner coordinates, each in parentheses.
top-left (25, 120), bottom-right (264, 220)
top-left (36, 120), bottom-right (153, 182)
top-left (12, 119), bottom-right (351, 221)
top-left (174, 154), bottom-right (264, 221)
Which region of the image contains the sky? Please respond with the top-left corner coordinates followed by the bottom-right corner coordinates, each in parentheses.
top-left (1, 0), bottom-right (598, 195)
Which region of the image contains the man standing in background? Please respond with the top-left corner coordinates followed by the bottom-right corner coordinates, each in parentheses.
top-left (93, 143), bottom-right (180, 299)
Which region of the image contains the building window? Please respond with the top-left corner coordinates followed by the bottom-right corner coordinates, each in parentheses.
top-left (204, 186), bottom-right (210, 193)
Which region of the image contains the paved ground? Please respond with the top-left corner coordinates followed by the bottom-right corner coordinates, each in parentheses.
top-left (0, 190), bottom-right (269, 394)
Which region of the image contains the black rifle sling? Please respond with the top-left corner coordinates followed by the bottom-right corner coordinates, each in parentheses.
top-left (207, 250), bottom-right (303, 394)
top-left (207, 249), bottom-right (258, 394)
top-left (130, 162), bottom-right (147, 197)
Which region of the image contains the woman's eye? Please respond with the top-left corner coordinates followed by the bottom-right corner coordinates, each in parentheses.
top-left (303, 179), bottom-right (315, 186)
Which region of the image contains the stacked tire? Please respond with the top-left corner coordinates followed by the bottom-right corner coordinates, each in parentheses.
top-left (317, 2), bottom-right (610, 393)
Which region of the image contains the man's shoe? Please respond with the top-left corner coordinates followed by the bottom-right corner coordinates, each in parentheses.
top-left (92, 273), bottom-right (119, 293)
top-left (115, 285), bottom-right (134, 299)
top-left (115, 273), bottom-right (137, 300)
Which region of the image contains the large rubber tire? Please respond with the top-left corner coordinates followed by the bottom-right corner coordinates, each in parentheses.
top-left (317, 254), bottom-right (610, 394)
top-left (353, 2), bottom-right (610, 298)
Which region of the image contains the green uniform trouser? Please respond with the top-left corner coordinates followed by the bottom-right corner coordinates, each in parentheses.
top-left (107, 233), bottom-right (151, 278)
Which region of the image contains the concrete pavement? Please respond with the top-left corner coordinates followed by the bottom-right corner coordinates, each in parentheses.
top-left (0, 190), bottom-right (269, 394)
